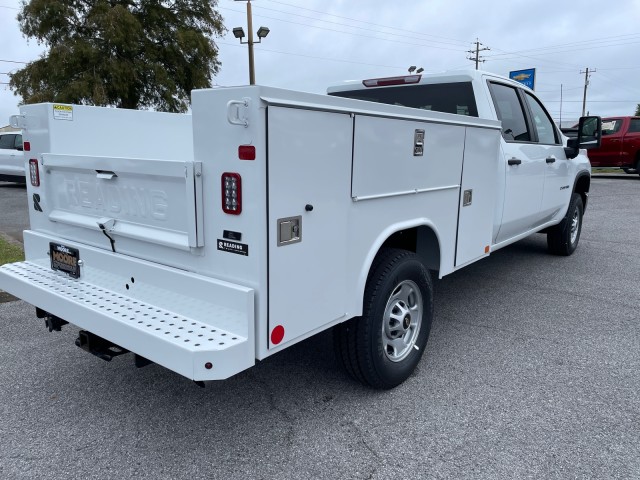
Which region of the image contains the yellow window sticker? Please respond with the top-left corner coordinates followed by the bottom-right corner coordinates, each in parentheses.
top-left (53, 104), bottom-right (73, 121)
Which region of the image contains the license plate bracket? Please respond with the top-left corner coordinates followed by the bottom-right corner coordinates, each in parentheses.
top-left (49, 242), bottom-right (80, 278)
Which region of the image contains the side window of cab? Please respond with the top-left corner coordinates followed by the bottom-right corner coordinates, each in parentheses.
top-left (488, 83), bottom-right (531, 142)
top-left (0, 134), bottom-right (15, 150)
top-left (523, 93), bottom-right (560, 145)
top-left (627, 119), bottom-right (640, 133)
top-left (14, 134), bottom-right (23, 150)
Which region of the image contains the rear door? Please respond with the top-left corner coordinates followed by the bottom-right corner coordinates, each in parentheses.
top-left (589, 118), bottom-right (624, 167)
top-left (621, 118), bottom-right (640, 167)
top-left (488, 82), bottom-right (545, 243)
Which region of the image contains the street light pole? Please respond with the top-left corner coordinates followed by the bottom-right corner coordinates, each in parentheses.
top-left (233, 0), bottom-right (269, 85)
top-left (246, 0), bottom-right (255, 85)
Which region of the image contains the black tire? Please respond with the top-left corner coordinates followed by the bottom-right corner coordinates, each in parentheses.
top-left (547, 192), bottom-right (584, 256)
top-left (333, 248), bottom-right (433, 389)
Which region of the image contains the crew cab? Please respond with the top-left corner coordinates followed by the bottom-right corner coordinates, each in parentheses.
top-left (0, 70), bottom-right (600, 389)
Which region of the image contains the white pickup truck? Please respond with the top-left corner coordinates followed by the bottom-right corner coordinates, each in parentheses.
top-left (0, 70), bottom-right (600, 389)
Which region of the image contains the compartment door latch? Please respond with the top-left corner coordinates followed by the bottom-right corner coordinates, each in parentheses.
top-left (277, 216), bottom-right (302, 246)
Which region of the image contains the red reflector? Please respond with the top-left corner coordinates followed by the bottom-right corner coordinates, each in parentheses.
top-left (363, 75), bottom-right (422, 87)
top-left (28, 159), bottom-right (40, 187)
top-left (204, 362), bottom-right (213, 370)
top-left (238, 145), bottom-right (255, 160)
top-left (271, 325), bottom-right (285, 345)
top-left (23, 141), bottom-right (31, 151)
top-left (221, 172), bottom-right (242, 215)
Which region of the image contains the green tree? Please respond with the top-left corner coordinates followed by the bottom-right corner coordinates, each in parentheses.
top-left (10, 0), bottom-right (225, 112)
top-left (635, 104), bottom-right (640, 116)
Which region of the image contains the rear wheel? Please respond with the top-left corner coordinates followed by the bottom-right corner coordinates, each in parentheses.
top-left (333, 248), bottom-right (433, 389)
top-left (547, 192), bottom-right (583, 256)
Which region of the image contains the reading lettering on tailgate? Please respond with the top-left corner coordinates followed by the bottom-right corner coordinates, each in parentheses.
top-left (64, 179), bottom-right (168, 220)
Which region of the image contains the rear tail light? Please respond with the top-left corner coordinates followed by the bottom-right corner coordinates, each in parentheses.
top-left (221, 173), bottom-right (242, 214)
top-left (29, 159), bottom-right (40, 186)
top-left (362, 75), bottom-right (422, 87)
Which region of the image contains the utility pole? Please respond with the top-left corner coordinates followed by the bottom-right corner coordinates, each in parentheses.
top-left (467, 39), bottom-right (490, 70)
top-left (580, 67), bottom-right (596, 117)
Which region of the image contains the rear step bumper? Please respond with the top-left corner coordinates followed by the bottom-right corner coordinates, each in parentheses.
top-left (0, 231), bottom-right (255, 381)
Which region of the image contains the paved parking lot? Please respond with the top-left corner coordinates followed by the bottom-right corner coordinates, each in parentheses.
top-left (0, 176), bottom-right (638, 479)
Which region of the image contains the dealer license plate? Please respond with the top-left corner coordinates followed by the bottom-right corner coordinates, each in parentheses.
top-left (49, 242), bottom-right (80, 278)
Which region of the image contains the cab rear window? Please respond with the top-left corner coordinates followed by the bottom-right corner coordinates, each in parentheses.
top-left (329, 82), bottom-right (478, 117)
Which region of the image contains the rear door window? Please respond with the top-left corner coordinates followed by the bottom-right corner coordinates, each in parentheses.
top-left (14, 134), bottom-right (23, 149)
top-left (0, 134), bottom-right (15, 149)
top-left (488, 83), bottom-right (531, 142)
top-left (628, 119), bottom-right (640, 133)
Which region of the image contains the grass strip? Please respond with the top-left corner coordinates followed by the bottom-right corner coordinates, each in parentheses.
top-left (0, 236), bottom-right (24, 266)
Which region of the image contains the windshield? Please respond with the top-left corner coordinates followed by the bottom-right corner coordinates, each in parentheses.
top-left (329, 82), bottom-right (478, 117)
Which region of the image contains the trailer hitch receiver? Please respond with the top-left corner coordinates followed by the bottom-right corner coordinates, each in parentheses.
top-left (75, 330), bottom-right (129, 362)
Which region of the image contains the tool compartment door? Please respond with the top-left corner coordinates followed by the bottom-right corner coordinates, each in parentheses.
top-left (455, 127), bottom-right (501, 267)
top-left (267, 106), bottom-right (352, 348)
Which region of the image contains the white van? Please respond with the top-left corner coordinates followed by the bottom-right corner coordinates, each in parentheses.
top-left (0, 131), bottom-right (25, 183)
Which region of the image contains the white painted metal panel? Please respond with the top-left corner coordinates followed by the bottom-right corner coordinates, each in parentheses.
top-left (495, 141), bottom-right (546, 243)
top-left (540, 145), bottom-right (573, 223)
top-left (267, 106), bottom-right (352, 348)
top-left (41, 154), bottom-right (203, 250)
top-left (352, 116), bottom-right (466, 200)
top-left (0, 231), bottom-right (255, 380)
top-left (455, 127), bottom-right (501, 267)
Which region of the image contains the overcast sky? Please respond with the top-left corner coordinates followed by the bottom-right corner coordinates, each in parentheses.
top-left (1, 0), bottom-right (639, 127)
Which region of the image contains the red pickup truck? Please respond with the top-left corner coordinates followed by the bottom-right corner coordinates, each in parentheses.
top-left (586, 116), bottom-right (640, 175)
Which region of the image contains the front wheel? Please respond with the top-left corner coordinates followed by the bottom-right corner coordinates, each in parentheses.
top-left (333, 248), bottom-right (433, 389)
top-left (547, 192), bottom-right (584, 256)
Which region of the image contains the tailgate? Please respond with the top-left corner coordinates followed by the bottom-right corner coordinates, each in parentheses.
top-left (42, 153), bottom-right (204, 251)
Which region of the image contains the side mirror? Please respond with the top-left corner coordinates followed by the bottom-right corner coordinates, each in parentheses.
top-left (565, 115), bottom-right (601, 158)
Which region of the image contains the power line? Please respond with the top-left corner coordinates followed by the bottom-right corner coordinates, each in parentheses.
top-left (0, 59), bottom-right (27, 64)
top-left (260, 0), bottom-right (470, 46)
top-left (251, 4), bottom-right (466, 48)
top-left (485, 33), bottom-right (640, 59)
top-left (542, 100), bottom-right (637, 103)
top-left (221, 6), bottom-right (467, 52)
top-left (218, 41), bottom-right (407, 70)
